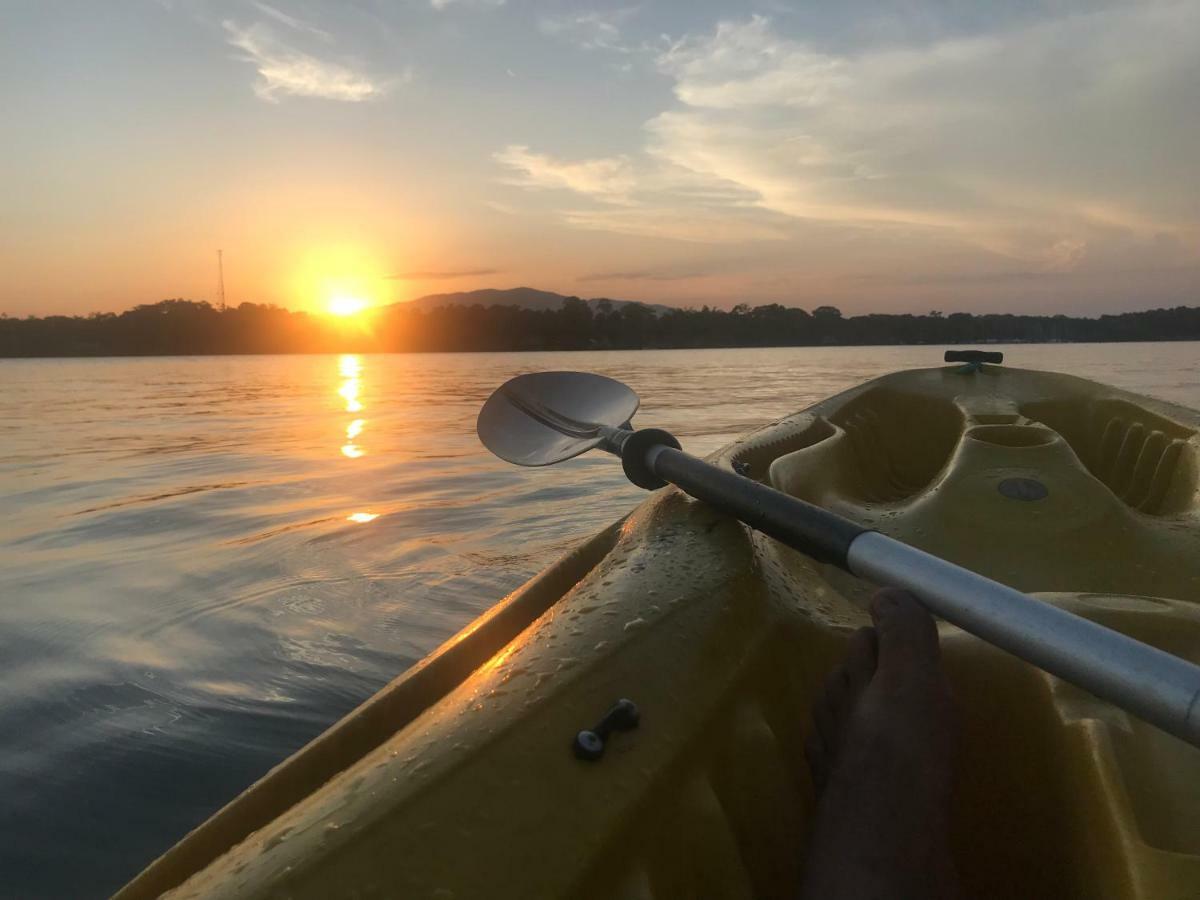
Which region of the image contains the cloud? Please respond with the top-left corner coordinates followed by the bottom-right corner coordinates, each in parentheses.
top-left (658, 16), bottom-right (849, 109)
top-left (484, 200), bottom-right (524, 215)
top-left (223, 20), bottom-right (391, 102)
top-left (847, 261), bottom-right (1200, 287)
top-left (249, 2), bottom-right (331, 41)
top-left (498, 3), bottom-right (1200, 273)
top-left (578, 269), bottom-right (704, 282)
top-left (387, 268), bottom-right (500, 280)
top-left (563, 207), bottom-right (788, 243)
top-left (431, 0), bottom-right (505, 9)
top-left (490, 141), bottom-right (786, 242)
top-left (647, 7), bottom-right (1200, 265)
top-left (539, 9), bottom-right (640, 53)
top-left (494, 145), bottom-right (637, 203)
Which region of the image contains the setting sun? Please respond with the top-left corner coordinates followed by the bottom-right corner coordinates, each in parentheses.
top-left (328, 295), bottom-right (369, 317)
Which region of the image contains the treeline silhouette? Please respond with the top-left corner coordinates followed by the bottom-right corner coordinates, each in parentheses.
top-left (2, 297), bottom-right (1199, 357)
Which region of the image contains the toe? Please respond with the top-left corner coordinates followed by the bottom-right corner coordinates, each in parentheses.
top-left (870, 589), bottom-right (940, 679)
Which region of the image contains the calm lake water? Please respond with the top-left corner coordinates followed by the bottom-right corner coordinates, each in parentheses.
top-left (1, 343), bottom-right (1198, 897)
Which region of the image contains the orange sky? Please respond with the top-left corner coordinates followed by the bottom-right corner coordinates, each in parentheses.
top-left (2, 1), bottom-right (1197, 318)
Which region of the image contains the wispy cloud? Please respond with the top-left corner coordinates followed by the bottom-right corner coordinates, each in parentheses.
top-left (494, 145), bottom-right (637, 203)
top-left (223, 20), bottom-right (392, 102)
top-left (539, 8), bottom-right (640, 53)
top-left (492, 140), bottom-right (782, 242)
top-left (657, 17), bottom-right (849, 110)
top-left (647, 8), bottom-right (1200, 266)
top-left (846, 261), bottom-right (1200, 287)
top-left (431, 0), bottom-right (505, 10)
top-left (484, 200), bottom-right (524, 216)
top-left (249, 2), bottom-right (331, 41)
top-left (387, 268), bottom-right (500, 280)
top-left (499, 3), bottom-right (1200, 272)
top-left (578, 268), bottom-right (703, 282)
top-left (563, 207), bottom-right (788, 244)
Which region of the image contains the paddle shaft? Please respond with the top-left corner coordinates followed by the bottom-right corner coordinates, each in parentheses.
top-left (643, 443), bottom-right (1200, 748)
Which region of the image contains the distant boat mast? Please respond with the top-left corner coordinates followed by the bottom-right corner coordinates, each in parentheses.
top-left (217, 249), bottom-right (227, 312)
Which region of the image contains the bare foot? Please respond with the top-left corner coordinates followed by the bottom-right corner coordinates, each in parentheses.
top-left (800, 588), bottom-right (959, 900)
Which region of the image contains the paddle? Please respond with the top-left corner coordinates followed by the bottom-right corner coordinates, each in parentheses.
top-left (478, 371), bottom-right (1200, 749)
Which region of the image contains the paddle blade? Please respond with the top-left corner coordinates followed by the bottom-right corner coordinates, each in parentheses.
top-left (477, 371), bottom-right (639, 466)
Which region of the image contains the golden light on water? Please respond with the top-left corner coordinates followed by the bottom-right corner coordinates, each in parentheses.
top-left (338, 355), bottom-right (366, 454)
top-left (336, 357), bottom-right (377, 520)
top-left (338, 376), bottom-right (363, 414)
top-left (341, 415), bottom-right (366, 457)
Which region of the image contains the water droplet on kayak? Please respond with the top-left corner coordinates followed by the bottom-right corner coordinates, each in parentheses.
top-left (263, 826), bottom-right (292, 851)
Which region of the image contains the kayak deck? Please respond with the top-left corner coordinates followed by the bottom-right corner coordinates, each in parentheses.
top-left (119, 363), bottom-right (1200, 899)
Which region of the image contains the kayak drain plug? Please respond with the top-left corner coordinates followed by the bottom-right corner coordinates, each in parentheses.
top-left (573, 699), bottom-right (640, 761)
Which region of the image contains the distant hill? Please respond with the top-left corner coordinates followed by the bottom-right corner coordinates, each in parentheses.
top-left (400, 286), bottom-right (675, 315)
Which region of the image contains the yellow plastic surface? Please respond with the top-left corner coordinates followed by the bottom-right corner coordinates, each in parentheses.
top-left (118, 364), bottom-right (1200, 900)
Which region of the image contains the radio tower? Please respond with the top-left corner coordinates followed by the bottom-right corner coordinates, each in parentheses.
top-left (217, 249), bottom-right (227, 312)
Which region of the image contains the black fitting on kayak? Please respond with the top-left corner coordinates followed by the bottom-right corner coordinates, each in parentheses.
top-left (573, 698), bottom-right (640, 761)
top-left (945, 349), bottom-right (1003, 374)
top-left (945, 350), bottom-right (1004, 364)
top-left (620, 428), bottom-right (682, 490)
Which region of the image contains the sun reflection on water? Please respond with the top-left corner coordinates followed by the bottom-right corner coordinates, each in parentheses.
top-left (337, 355), bottom-right (377, 520)
top-left (338, 380), bottom-right (363, 414)
top-left (338, 355), bottom-right (366, 457)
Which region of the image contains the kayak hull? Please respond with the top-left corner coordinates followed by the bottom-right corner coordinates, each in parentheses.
top-left (119, 363), bottom-right (1200, 899)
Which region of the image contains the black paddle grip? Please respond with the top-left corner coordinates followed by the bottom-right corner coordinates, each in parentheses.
top-left (620, 428), bottom-right (682, 489)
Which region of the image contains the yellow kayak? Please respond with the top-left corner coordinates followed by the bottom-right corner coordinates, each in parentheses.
top-left (118, 361), bottom-right (1200, 899)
